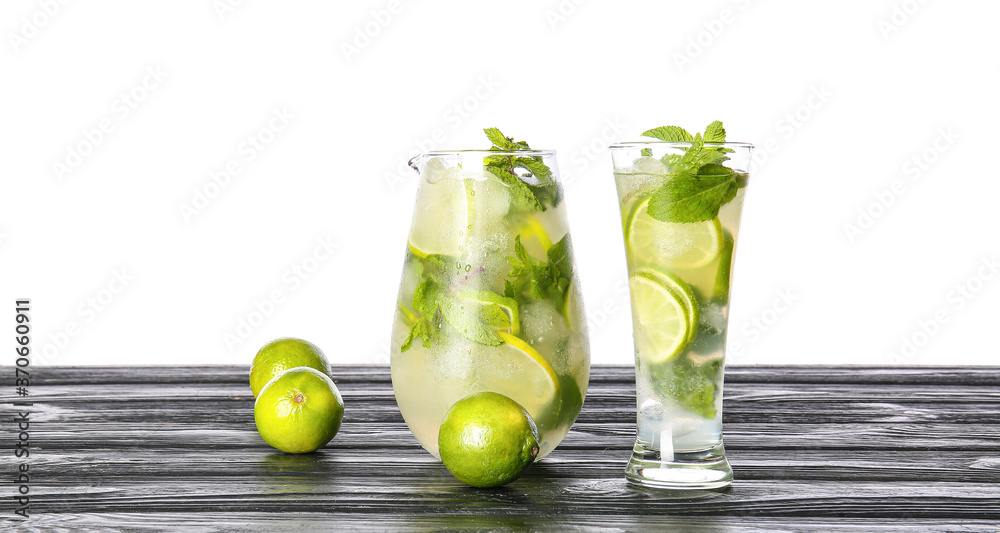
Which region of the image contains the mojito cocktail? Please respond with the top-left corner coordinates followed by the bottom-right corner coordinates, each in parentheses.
top-left (391, 131), bottom-right (590, 459)
top-left (612, 123), bottom-right (752, 488)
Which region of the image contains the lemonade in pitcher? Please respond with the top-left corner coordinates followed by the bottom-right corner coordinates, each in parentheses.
top-left (391, 130), bottom-right (590, 459)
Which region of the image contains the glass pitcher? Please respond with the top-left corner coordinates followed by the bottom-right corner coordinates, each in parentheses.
top-left (390, 149), bottom-right (590, 459)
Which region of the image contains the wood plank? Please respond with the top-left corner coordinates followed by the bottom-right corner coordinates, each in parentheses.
top-left (15, 421), bottom-right (1000, 452)
top-left (12, 479), bottom-right (1000, 518)
top-left (4, 513), bottom-right (998, 532)
top-left (20, 447), bottom-right (1000, 483)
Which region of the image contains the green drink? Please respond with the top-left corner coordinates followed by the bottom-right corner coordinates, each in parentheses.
top-left (612, 122), bottom-right (752, 489)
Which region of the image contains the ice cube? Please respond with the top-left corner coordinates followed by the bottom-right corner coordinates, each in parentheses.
top-left (633, 156), bottom-right (667, 175)
top-left (430, 340), bottom-right (475, 381)
top-left (699, 302), bottom-right (728, 335)
top-left (521, 300), bottom-right (567, 345)
top-left (636, 397), bottom-right (666, 448)
top-left (458, 228), bottom-right (512, 284)
top-left (423, 157), bottom-right (460, 184)
top-left (467, 179), bottom-right (511, 226)
top-left (616, 157), bottom-right (668, 202)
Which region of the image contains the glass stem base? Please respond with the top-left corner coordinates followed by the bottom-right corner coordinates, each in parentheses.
top-left (625, 441), bottom-right (732, 489)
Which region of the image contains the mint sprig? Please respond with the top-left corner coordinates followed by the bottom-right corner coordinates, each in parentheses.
top-left (483, 128), bottom-right (559, 212)
top-left (400, 260), bottom-right (508, 351)
top-left (647, 355), bottom-right (722, 418)
top-left (639, 121), bottom-right (745, 223)
top-left (400, 276), bottom-right (445, 352)
top-left (505, 235), bottom-right (574, 317)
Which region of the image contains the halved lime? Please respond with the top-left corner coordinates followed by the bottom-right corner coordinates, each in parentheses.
top-left (625, 196), bottom-right (724, 270)
top-left (629, 269), bottom-right (698, 364)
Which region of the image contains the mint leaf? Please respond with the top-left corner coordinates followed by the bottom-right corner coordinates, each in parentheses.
top-left (456, 289), bottom-right (520, 334)
top-left (676, 133), bottom-right (705, 169)
top-left (506, 235), bottom-right (574, 316)
top-left (647, 169), bottom-right (737, 223)
top-left (483, 128), bottom-right (559, 212)
top-left (486, 161), bottom-right (545, 212)
top-left (640, 148), bottom-right (652, 157)
top-left (674, 134), bottom-right (729, 170)
top-left (546, 236), bottom-right (573, 285)
top-left (401, 277), bottom-right (444, 352)
top-left (484, 127), bottom-right (529, 151)
top-left (639, 121), bottom-right (744, 223)
top-left (507, 235), bottom-right (533, 280)
top-left (516, 156), bottom-right (553, 182)
top-left (401, 255), bottom-right (515, 351)
top-left (439, 296), bottom-right (504, 347)
top-left (503, 279), bottom-right (516, 299)
top-left (704, 121), bottom-right (726, 143)
top-left (649, 356), bottom-right (722, 418)
top-left (642, 126), bottom-right (694, 142)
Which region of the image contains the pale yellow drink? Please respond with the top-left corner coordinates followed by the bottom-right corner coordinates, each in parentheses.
top-left (612, 136), bottom-right (753, 489)
top-left (391, 152), bottom-right (590, 459)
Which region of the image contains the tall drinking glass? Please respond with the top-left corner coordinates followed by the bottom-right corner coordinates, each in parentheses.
top-left (611, 141), bottom-right (753, 488)
top-left (391, 150), bottom-right (590, 459)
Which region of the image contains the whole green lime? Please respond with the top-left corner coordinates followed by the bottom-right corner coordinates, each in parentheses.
top-left (438, 392), bottom-right (539, 487)
top-left (254, 367), bottom-right (344, 454)
top-left (250, 338), bottom-right (331, 398)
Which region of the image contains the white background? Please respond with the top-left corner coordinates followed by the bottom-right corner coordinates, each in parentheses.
top-left (2, 0), bottom-right (998, 366)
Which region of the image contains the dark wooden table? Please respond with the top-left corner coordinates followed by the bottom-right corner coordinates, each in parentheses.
top-left (2, 365), bottom-right (998, 531)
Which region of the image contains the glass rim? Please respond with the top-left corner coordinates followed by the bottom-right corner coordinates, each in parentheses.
top-left (609, 141), bottom-right (753, 149)
top-left (421, 149), bottom-right (556, 157)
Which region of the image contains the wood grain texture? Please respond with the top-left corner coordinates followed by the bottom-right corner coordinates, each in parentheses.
top-left (1, 365), bottom-right (998, 532)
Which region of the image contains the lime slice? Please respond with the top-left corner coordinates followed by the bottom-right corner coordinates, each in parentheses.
top-left (625, 197), bottom-right (723, 270)
top-left (407, 243), bottom-right (429, 259)
top-left (493, 331), bottom-right (563, 440)
top-left (515, 215), bottom-right (553, 260)
top-left (629, 270), bottom-right (697, 364)
top-left (497, 331), bottom-right (559, 406)
top-left (643, 268), bottom-right (700, 345)
top-left (713, 230), bottom-right (735, 302)
top-left (562, 280), bottom-right (581, 331)
top-left (497, 332), bottom-right (560, 395)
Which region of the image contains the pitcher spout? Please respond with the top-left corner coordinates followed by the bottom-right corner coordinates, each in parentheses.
top-left (408, 154), bottom-right (424, 172)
